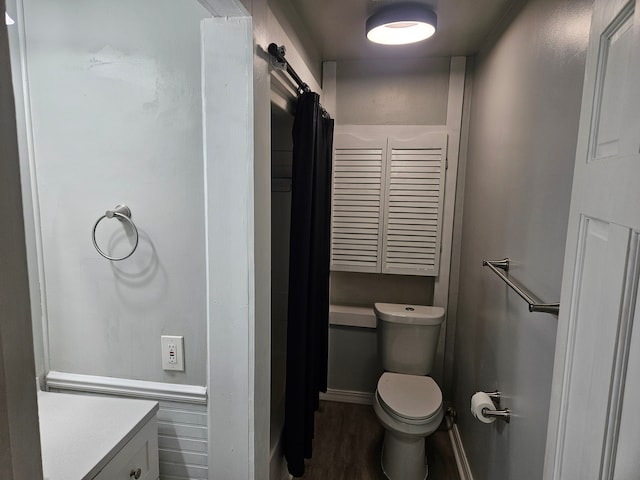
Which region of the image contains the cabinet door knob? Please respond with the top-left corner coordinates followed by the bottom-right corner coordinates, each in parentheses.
top-left (129, 468), bottom-right (142, 479)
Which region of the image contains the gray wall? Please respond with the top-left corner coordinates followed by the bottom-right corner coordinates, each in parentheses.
top-left (270, 105), bottom-right (292, 452)
top-left (336, 57), bottom-right (450, 125)
top-left (0, 9), bottom-right (43, 477)
top-left (328, 273), bottom-right (435, 393)
top-left (330, 272), bottom-right (434, 307)
top-left (452, 0), bottom-right (593, 478)
top-left (327, 57), bottom-right (449, 394)
top-left (23, 0), bottom-right (209, 385)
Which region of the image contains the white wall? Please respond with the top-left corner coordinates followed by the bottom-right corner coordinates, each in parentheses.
top-left (23, 0), bottom-right (210, 385)
top-left (452, 0), bottom-right (593, 478)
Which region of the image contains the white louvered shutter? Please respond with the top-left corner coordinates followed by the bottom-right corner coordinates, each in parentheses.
top-left (381, 133), bottom-right (448, 276)
top-left (330, 133), bottom-right (386, 273)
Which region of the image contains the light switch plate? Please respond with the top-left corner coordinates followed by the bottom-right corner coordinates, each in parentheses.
top-left (161, 335), bottom-right (184, 371)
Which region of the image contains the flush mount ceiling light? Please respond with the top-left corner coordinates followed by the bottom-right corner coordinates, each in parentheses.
top-left (366, 3), bottom-right (437, 45)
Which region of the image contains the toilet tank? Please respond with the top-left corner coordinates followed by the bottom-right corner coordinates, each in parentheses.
top-left (375, 303), bottom-right (445, 375)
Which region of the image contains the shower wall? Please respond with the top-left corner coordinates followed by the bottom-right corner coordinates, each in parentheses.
top-left (23, 0), bottom-right (209, 385)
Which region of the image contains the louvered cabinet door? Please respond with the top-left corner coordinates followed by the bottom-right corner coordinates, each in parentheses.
top-left (330, 133), bottom-right (386, 273)
top-left (382, 133), bottom-right (448, 276)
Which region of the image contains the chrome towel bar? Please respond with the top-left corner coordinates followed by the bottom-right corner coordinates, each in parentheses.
top-left (482, 258), bottom-right (560, 315)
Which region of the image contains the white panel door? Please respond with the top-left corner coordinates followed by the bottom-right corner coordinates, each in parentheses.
top-left (544, 1), bottom-right (640, 479)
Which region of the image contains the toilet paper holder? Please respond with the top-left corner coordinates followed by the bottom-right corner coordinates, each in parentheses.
top-left (482, 391), bottom-right (511, 423)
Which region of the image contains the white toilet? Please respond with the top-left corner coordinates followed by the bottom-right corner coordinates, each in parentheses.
top-left (373, 303), bottom-right (445, 480)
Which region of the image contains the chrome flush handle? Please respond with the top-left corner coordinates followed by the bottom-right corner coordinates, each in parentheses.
top-left (129, 468), bottom-right (142, 479)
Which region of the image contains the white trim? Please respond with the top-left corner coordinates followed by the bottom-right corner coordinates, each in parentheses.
top-left (443, 57), bottom-right (472, 397)
top-left (197, 0), bottom-right (248, 17)
top-left (433, 56), bottom-right (466, 384)
top-left (449, 423), bottom-right (474, 480)
top-left (202, 15), bottom-right (257, 479)
top-left (45, 371), bottom-right (207, 405)
top-left (15, 0), bottom-right (50, 378)
top-left (320, 388), bottom-right (374, 405)
top-left (337, 124), bottom-right (448, 136)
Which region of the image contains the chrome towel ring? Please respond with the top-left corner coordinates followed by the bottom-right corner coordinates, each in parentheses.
top-left (92, 204), bottom-right (139, 261)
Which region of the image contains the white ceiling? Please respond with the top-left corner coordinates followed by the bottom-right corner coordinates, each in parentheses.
top-left (269, 0), bottom-right (514, 61)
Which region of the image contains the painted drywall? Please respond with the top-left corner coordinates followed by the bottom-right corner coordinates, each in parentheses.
top-left (266, 0), bottom-right (322, 86)
top-left (330, 272), bottom-right (434, 307)
top-left (268, 6), bottom-right (322, 116)
top-left (0, 9), bottom-right (42, 477)
top-left (336, 57), bottom-right (450, 125)
top-left (326, 56), bottom-right (453, 395)
top-left (452, 0), bottom-right (593, 478)
top-left (22, 0), bottom-right (210, 385)
top-left (328, 272), bottom-right (434, 394)
top-left (327, 274), bottom-right (435, 394)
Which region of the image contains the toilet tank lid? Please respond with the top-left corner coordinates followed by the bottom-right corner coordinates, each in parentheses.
top-left (374, 303), bottom-right (445, 325)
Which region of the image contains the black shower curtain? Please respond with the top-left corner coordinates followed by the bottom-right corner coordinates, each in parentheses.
top-left (283, 91), bottom-right (334, 477)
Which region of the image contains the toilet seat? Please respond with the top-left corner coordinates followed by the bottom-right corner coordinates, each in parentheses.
top-left (376, 372), bottom-right (442, 425)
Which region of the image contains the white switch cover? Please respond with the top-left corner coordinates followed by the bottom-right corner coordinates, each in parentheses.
top-left (161, 335), bottom-right (184, 371)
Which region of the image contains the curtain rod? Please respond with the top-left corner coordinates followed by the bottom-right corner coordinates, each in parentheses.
top-left (268, 43), bottom-right (311, 94)
top-left (268, 43), bottom-right (331, 119)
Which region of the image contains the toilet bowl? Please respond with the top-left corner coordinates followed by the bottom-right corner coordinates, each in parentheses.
top-left (373, 372), bottom-right (443, 480)
top-left (373, 303), bottom-right (446, 480)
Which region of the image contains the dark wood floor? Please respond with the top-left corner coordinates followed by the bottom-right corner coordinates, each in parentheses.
top-left (298, 400), bottom-right (460, 480)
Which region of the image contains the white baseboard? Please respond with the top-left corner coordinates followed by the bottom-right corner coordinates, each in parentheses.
top-left (449, 423), bottom-right (474, 480)
top-left (320, 388), bottom-right (374, 405)
top-left (269, 430), bottom-right (291, 480)
top-left (45, 371), bottom-right (208, 404)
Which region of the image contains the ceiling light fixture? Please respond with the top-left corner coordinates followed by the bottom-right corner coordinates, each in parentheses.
top-left (366, 3), bottom-right (437, 45)
top-left (5, 12), bottom-right (15, 25)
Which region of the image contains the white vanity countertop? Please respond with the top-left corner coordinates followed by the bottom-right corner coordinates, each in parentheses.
top-left (38, 390), bottom-right (159, 480)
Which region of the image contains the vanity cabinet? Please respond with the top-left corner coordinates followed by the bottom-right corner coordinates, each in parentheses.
top-left (38, 391), bottom-right (160, 480)
top-left (331, 128), bottom-right (448, 276)
top-left (92, 416), bottom-right (158, 480)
